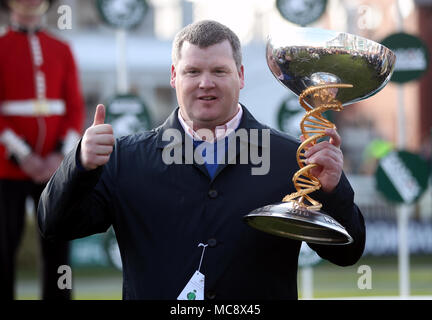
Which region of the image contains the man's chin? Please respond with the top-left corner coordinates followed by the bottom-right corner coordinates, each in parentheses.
top-left (194, 118), bottom-right (219, 129)
top-left (192, 110), bottom-right (220, 124)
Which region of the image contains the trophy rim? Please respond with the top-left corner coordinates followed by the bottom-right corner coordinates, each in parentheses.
top-left (243, 202), bottom-right (354, 245)
top-left (267, 27), bottom-right (395, 53)
top-left (266, 27), bottom-right (396, 106)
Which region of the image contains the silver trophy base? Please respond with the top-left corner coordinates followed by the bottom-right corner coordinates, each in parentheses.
top-left (244, 202), bottom-right (353, 245)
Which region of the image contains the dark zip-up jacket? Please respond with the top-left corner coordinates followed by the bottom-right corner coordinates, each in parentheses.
top-left (38, 106), bottom-right (365, 300)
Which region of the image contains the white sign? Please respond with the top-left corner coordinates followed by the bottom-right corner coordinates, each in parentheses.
top-left (393, 48), bottom-right (427, 71)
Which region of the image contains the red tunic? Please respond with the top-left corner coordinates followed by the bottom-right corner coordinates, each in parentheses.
top-left (0, 26), bottom-right (84, 179)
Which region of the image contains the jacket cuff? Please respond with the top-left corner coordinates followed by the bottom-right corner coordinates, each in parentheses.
top-left (70, 139), bottom-right (103, 178)
top-left (313, 173), bottom-right (355, 222)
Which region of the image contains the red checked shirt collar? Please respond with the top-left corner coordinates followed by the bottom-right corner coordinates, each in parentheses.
top-left (178, 104), bottom-right (243, 142)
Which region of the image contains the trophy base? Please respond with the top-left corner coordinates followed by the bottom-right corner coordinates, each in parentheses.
top-left (243, 202), bottom-right (353, 245)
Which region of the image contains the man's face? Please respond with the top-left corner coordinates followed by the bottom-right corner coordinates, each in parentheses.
top-left (170, 40), bottom-right (245, 131)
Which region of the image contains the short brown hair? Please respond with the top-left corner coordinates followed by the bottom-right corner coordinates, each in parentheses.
top-left (172, 20), bottom-right (242, 70)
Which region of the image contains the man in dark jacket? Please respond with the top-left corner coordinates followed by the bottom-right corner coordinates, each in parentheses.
top-left (38, 20), bottom-right (365, 300)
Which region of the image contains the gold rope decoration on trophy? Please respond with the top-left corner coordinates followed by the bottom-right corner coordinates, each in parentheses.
top-left (282, 83), bottom-right (353, 211)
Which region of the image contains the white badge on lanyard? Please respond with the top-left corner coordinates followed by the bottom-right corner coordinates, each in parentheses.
top-left (177, 243), bottom-right (207, 300)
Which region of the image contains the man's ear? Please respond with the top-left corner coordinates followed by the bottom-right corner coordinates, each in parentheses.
top-left (170, 65), bottom-right (176, 88)
top-left (239, 65), bottom-right (245, 89)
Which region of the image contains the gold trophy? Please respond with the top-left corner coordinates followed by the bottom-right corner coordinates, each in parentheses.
top-left (244, 28), bottom-right (396, 244)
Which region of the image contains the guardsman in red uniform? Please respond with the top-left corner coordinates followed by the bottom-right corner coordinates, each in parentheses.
top-left (0, 0), bottom-right (84, 299)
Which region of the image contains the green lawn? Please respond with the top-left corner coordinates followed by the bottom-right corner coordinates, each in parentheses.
top-left (15, 255), bottom-right (432, 300)
top-left (299, 255), bottom-right (432, 299)
top-left (15, 217), bottom-right (432, 300)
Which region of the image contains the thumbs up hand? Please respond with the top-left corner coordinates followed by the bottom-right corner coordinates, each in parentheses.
top-left (80, 104), bottom-right (115, 170)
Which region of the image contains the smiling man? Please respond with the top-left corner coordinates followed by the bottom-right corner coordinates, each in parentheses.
top-left (170, 30), bottom-right (244, 134)
top-left (38, 20), bottom-right (365, 300)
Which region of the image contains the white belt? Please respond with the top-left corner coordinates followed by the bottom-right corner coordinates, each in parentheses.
top-left (0, 99), bottom-right (66, 116)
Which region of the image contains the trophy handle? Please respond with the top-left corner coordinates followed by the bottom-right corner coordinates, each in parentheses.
top-left (282, 83), bottom-right (353, 210)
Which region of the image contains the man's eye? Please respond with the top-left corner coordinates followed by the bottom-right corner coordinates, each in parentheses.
top-left (186, 70), bottom-right (199, 75)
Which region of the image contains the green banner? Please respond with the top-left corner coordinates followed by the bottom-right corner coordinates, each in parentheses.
top-left (97, 0), bottom-right (148, 29)
top-left (276, 0), bottom-right (328, 26)
top-left (376, 150), bottom-right (430, 204)
top-left (381, 33), bottom-right (429, 83)
top-left (106, 93), bottom-right (152, 137)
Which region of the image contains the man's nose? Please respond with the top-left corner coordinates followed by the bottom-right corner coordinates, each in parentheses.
top-left (198, 74), bottom-right (215, 89)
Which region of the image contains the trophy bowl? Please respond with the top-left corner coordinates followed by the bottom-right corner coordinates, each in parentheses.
top-left (243, 28), bottom-right (396, 245)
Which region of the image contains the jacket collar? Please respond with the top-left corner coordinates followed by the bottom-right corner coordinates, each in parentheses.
top-left (155, 104), bottom-right (266, 150)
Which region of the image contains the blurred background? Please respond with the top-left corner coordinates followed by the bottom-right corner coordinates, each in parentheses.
top-left (1, 0), bottom-right (431, 299)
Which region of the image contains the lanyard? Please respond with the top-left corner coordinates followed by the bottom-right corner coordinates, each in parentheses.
top-left (197, 243), bottom-right (208, 272)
